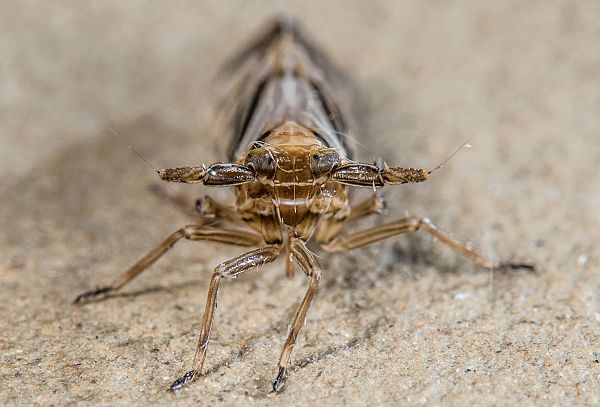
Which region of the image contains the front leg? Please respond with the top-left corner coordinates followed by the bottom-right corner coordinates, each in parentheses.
top-left (149, 184), bottom-right (243, 224)
top-left (170, 245), bottom-right (282, 391)
top-left (272, 238), bottom-right (322, 393)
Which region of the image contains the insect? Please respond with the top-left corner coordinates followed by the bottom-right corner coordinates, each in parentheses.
top-left (75, 17), bottom-right (533, 393)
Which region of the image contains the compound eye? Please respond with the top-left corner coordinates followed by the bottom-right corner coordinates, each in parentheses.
top-left (310, 150), bottom-right (341, 178)
top-left (245, 149), bottom-right (275, 178)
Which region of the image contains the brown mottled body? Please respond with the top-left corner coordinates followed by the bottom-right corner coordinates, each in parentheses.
top-left (75, 17), bottom-right (533, 394)
top-left (235, 124), bottom-right (349, 243)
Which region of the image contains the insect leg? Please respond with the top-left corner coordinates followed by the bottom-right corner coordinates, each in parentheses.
top-left (321, 217), bottom-right (534, 270)
top-left (347, 194), bottom-right (387, 222)
top-left (170, 245), bottom-right (282, 391)
top-left (315, 194), bottom-right (386, 244)
top-left (273, 238), bottom-right (321, 393)
top-left (74, 226), bottom-right (262, 303)
top-left (149, 184), bottom-right (242, 223)
top-left (148, 183), bottom-right (204, 219)
top-left (194, 195), bottom-right (242, 223)
top-left (284, 231), bottom-right (294, 279)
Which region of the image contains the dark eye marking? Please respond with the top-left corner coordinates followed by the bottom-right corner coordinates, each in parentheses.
top-left (246, 149), bottom-right (276, 177)
top-left (310, 150), bottom-right (341, 177)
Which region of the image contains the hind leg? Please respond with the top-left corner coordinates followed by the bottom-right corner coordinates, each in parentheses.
top-left (74, 225), bottom-right (262, 303)
top-left (322, 216), bottom-right (533, 270)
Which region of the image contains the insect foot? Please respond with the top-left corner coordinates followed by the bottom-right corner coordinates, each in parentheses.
top-left (73, 287), bottom-right (113, 304)
top-left (272, 367), bottom-right (288, 393)
top-left (498, 262), bottom-right (536, 272)
top-left (169, 370), bottom-right (198, 392)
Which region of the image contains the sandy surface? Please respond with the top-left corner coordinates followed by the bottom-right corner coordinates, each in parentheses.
top-left (1, 1), bottom-right (600, 406)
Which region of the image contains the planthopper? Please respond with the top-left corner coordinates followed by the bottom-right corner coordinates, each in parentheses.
top-left (74, 17), bottom-right (533, 393)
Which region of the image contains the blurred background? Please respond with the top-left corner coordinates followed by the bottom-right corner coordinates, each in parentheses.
top-left (1, 1), bottom-right (599, 405)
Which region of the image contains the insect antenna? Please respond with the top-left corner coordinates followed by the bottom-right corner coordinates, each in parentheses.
top-left (331, 129), bottom-right (366, 150)
top-left (428, 137), bottom-right (473, 175)
top-left (109, 127), bottom-right (159, 174)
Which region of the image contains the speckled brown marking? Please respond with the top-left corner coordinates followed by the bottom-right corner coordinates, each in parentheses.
top-left (74, 16), bottom-right (534, 394)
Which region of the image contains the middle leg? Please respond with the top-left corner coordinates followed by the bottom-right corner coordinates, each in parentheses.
top-left (74, 225), bottom-right (262, 303)
top-left (272, 238), bottom-right (322, 393)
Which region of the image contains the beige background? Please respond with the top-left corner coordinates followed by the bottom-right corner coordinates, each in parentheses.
top-left (1, 1), bottom-right (599, 406)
